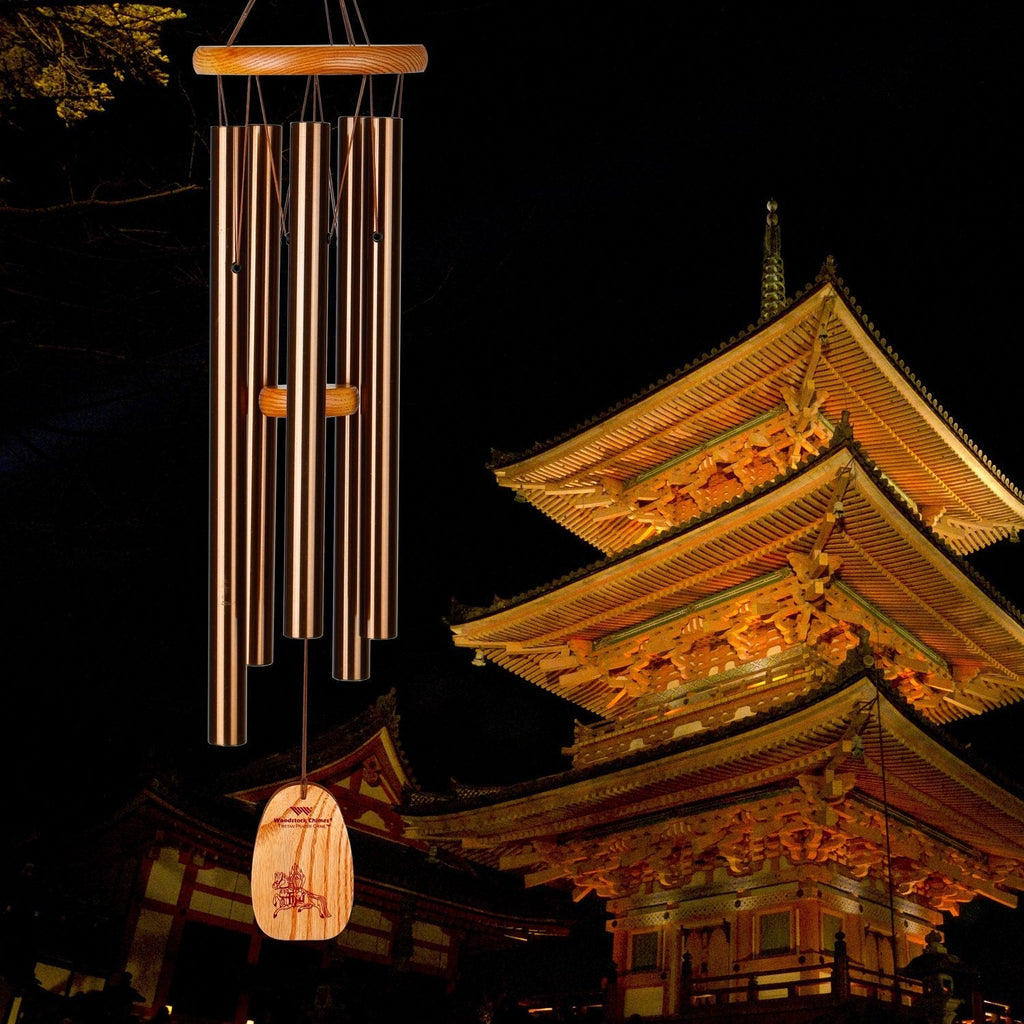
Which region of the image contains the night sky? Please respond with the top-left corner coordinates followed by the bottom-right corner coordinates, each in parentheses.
top-left (3, 0), bottom-right (1024, 1007)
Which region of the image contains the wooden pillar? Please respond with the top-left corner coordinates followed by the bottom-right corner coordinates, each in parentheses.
top-left (832, 930), bottom-right (850, 999)
top-left (234, 930), bottom-right (262, 1024)
top-left (601, 959), bottom-right (618, 1024)
top-left (679, 951), bottom-right (694, 1009)
top-left (151, 855), bottom-right (199, 1011)
top-left (663, 922), bottom-right (679, 1017)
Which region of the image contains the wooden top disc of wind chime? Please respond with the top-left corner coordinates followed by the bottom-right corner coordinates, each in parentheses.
top-left (251, 783), bottom-right (353, 941)
top-left (193, 43), bottom-right (428, 77)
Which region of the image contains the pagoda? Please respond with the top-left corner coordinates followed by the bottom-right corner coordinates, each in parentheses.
top-left (403, 204), bottom-right (1024, 1020)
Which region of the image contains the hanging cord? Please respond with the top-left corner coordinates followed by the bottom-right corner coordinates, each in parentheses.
top-left (872, 685), bottom-right (901, 1002)
top-left (299, 75), bottom-right (327, 125)
top-left (349, 0), bottom-right (370, 44)
top-left (368, 116), bottom-right (381, 239)
top-left (301, 639), bottom-right (310, 799)
top-left (322, 0), bottom-right (335, 44)
top-left (217, 76), bottom-right (229, 127)
top-left (253, 77), bottom-right (288, 240)
top-left (348, 0), bottom-right (378, 232)
top-left (337, 0), bottom-right (356, 43)
top-left (313, 75), bottom-right (326, 122)
top-left (391, 73), bottom-right (404, 118)
top-left (230, 76), bottom-right (254, 271)
top-left (328, 77), bottom-right (367, 241)
top-left (227, 0), bottom-right (259, 46)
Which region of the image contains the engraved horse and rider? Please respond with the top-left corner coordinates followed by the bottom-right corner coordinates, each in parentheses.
top-left (272, 862), bottom-right (331, 919)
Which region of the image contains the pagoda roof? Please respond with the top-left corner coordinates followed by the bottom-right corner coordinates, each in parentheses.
top-left (218, 690), bottom-right (419, 847)
top-left (452, 440), bottom-right (1024, 725)
top-left (403, 670), bottom-right (1024, 909)
top-left (219, 689), bottom-right (418, 798)
top-left (491, 272), bottom-right (1024, 556)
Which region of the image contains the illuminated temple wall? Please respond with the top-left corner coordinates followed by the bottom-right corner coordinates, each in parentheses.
top-left (124, 842), bottom-right (458, 1019)
top-left (609, 866), bottom-right (934, 1015)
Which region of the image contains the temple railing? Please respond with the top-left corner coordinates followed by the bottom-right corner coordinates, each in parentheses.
top-left (682, 962), bottom-right (921, 1006)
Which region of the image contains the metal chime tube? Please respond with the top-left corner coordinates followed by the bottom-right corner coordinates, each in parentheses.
top-left (209, 126), bottom-right (248, 746)
top-left (245, 123), bottom-right (282, 666)
top-left (284, 121), bottom-right (331, 639)
top-left (334, 116), bottom-right (371, 679)
top-left (361, 116), bottom-right (403, 639)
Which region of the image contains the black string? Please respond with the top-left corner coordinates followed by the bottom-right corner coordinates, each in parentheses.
top-left (338, 0), bottom-right (356, 44)
top-left (873, 686), bottom-right (901, 1000)
top-left (217, 76), bottom-right (228, 127)
top-left (227, 0), bottom-right (259, 46)
top-left (301, 639), bottom-right (309, 799)
top-left (254, 78), bottom-right (287, 240)
top-left (322, 0), bottom-right (335, 44)
top-left (231, 76), bottom-right (253, 271)
top-left (391, 74), bottom-right (404, 118)
top-left (328, 78), bottom-right (366, 242)
top-left (349, 0), bottom-right (370, 44)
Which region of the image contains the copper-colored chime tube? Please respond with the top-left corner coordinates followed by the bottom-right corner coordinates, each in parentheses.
top-left (284, 121), bottom-right (331, 639)
top-left (361, 116), bottom-right (402, 640)
top-left (209, 126), bottom-right (248, 746)
top-left (245, 123), bottom-right (282, 666)
top-left (334, 116), bottom-right (370, 679)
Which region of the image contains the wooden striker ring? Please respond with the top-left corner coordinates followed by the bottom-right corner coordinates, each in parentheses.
top-left (259, 385), bottom-right (357, 418)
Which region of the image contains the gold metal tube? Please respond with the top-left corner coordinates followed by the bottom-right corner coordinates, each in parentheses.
top-left (361, 116), bottom-right (402, 640)
top-left (209, 126), bottom-right (248, 746)
top-left (333, 116), bottom-right (370, 679)
top-left (245, 123), bottom-right (282, 666)
top-left (284, 121), bottom-right (331, 639)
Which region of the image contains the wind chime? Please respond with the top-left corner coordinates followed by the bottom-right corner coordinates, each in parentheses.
top-left (195, 2), bottom-right (426, 940)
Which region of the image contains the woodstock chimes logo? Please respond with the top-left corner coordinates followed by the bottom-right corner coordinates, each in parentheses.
top-left (272, 805), bottom-right (333, 828)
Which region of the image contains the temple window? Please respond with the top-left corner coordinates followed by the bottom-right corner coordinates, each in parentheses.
top-left (822, 912), bottom-right (844, 953)
top-left (630, 930), bottom-right (659, 971)
top-left (757, 911), bottom-right (793, 956)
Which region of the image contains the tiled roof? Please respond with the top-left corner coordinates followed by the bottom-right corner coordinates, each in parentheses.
top-left (488, 268), bottom-right (1024, 556)
top-left (217, 688), bottom-right (419, 794)
top-left (452, 439), bottom-right (1024, 722)
top-left (403, 661), bottom-right (1024, 870)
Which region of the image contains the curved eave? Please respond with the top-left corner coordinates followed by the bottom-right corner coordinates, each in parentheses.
top-left (866, 684), bottom-right (1024, 861)
top-left (404, 672), bottom-right (879, 842)
top-left (220, 690), bottom-right (420, 798)
top-left (454, 443), bottom-right (1024, 719)
top-left (403, 673), bottom-right (1024, 869)
top-left (492, 278), bottom-right (1024, 555)
top-left (822, 290), bottom-right (1024, 548)
top-left (140, 783), bottom-right (576, 930)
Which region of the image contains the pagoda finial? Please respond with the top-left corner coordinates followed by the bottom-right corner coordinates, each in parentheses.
top-left (759, 199), bottom-right (786, 324)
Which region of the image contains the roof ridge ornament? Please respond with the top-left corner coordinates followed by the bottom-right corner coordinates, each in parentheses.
top-left (759, 199), bottom-right (787, 324)
top-left (817, 253), bottom-right (839, 283)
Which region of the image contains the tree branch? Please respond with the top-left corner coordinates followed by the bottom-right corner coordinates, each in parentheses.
top-left (0, 183), bottom-right (202, 214)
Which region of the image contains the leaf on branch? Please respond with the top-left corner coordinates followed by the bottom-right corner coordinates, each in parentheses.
top-left (0, 4), bottom-right (186, 124)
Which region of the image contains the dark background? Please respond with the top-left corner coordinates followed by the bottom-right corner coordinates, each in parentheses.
top-left (3, 0), bottom-right (1023, 1009)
